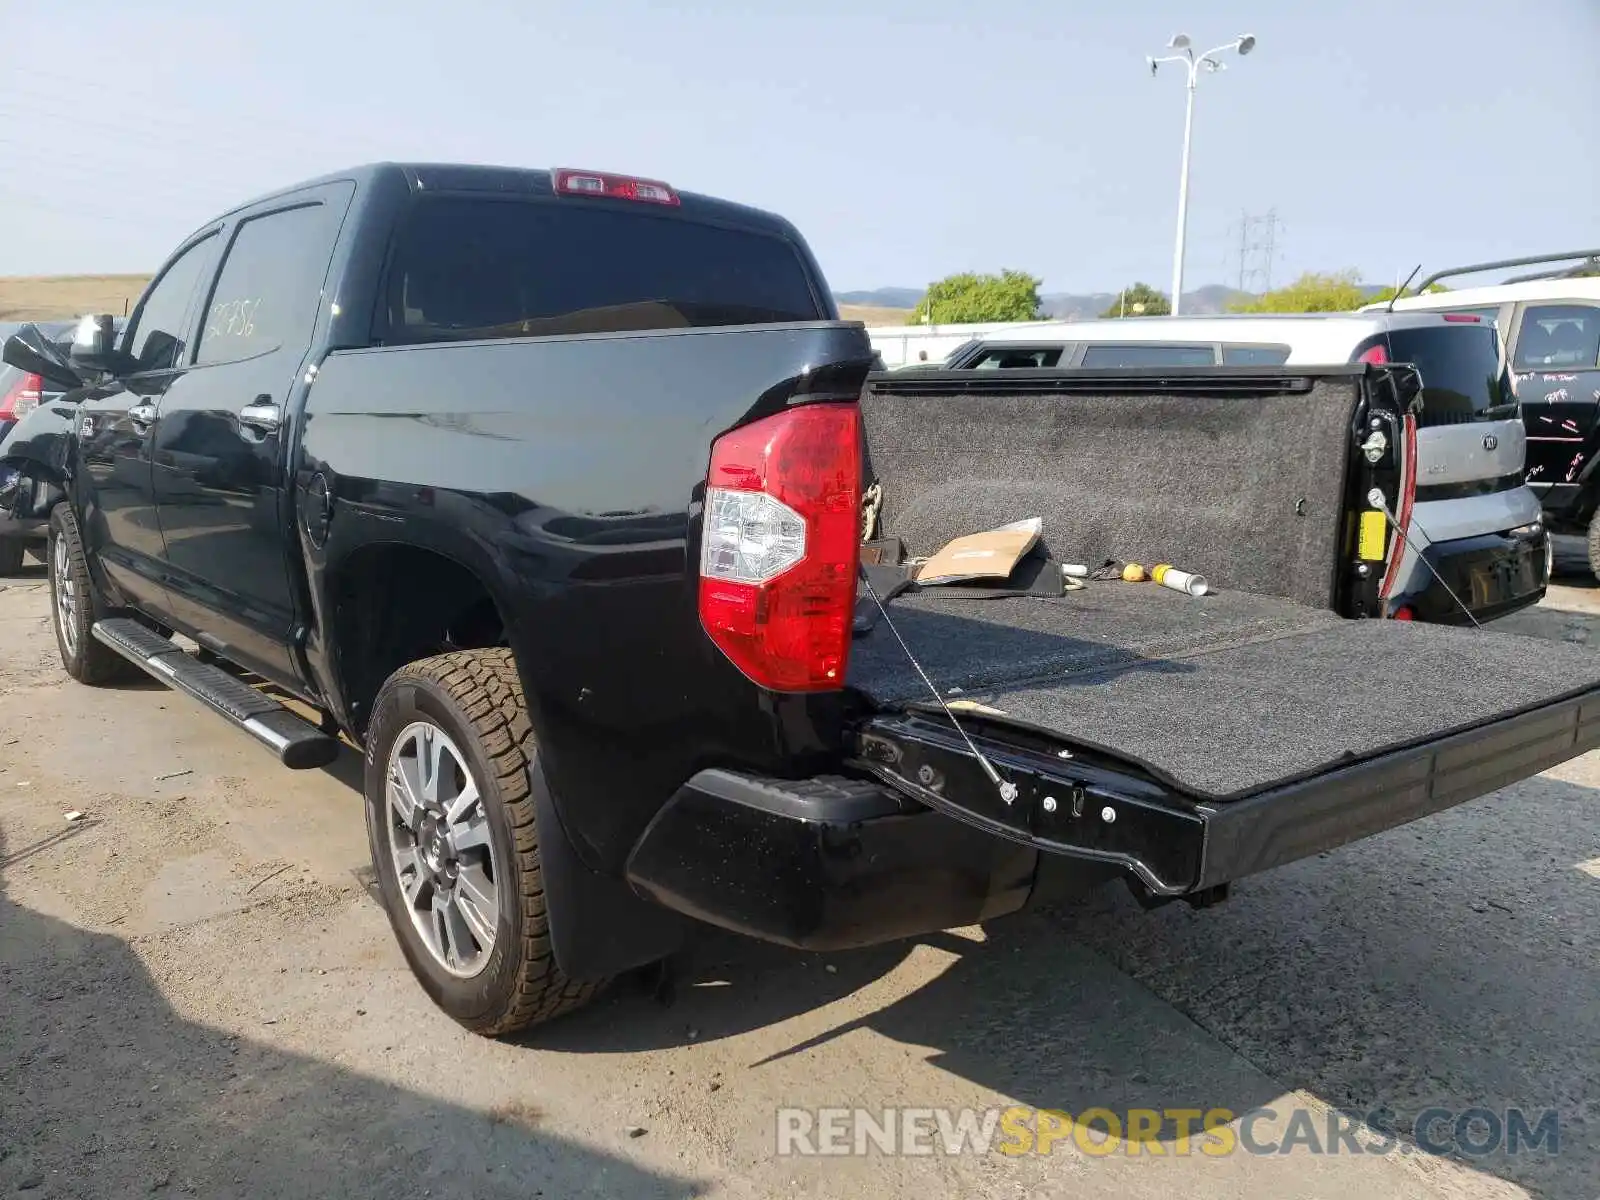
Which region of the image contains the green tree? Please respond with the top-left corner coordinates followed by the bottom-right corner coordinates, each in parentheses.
top-left (908, 270), bottom-right (1044, 324)
top-left (1230, 270), bottom-right (1371, 314)
top-left (1100, 283), bottom-right (1171, 318)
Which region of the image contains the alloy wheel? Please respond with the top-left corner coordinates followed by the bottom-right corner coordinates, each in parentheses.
top-left (53, 533), bottom-right (77, 658)
top-left (385, 720), bottom-right (500, 978)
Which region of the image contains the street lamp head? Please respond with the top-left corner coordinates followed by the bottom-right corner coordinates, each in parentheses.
top-left (1237, 33), bottom-right (1257, 55)
top-left (1168, 33), bottom-right (1191, 49)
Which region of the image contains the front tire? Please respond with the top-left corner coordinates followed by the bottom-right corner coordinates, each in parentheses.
top-left (364, 648), bottom-right (605, 1035)
top-left (48, 505), bottom-right (136, 684)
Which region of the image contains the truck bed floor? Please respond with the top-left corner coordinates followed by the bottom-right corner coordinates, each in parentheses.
top-left (848, 585), bottom-right (1600, 800)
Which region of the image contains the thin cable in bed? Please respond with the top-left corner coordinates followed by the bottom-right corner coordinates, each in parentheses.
top-left (858, 568), bottom-right (1018, 805)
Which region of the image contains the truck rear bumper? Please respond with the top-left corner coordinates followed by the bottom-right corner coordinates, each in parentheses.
top-left (1395, 524), bottom-right (1549, 624)
top-left (627, 688), bottom-right (1600, 951)
top-left (857, 691), bottom-right (1600, 897)
top-left (624, 770), bottom-right (1038, 950)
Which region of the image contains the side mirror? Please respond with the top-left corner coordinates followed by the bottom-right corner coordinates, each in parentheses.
top-left (2, 323), bottom-right (81, 391)
top-left (67, 314), bottom-right (135, 379)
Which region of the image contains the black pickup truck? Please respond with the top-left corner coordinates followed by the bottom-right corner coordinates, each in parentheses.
top-left (6, 162), bottom-right (1600, 1036)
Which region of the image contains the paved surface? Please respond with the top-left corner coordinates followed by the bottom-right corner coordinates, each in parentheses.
top-left (2, 566), bottom-right (1598, 1199)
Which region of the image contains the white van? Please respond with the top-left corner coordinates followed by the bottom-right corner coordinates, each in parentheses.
top-left (1360, 251), bottom-right (1600, 576)
top-left (932, 312), bottom-right (1547, 624)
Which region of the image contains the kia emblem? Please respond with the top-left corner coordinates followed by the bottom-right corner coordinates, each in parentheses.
top-left (1483, 433), bottom-right (1499, 451)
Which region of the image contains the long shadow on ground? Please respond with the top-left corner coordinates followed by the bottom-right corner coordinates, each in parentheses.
top-left (0, 825), bottom-right (704, 1200)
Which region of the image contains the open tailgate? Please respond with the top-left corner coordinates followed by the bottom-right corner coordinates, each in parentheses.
top-left (844, 362), bottom-right (1600, 896)
top-left (848, 598), bottom-right (1600, 896)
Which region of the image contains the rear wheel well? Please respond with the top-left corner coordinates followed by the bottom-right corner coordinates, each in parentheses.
top-left (332, 545), bottom-right (508, 737)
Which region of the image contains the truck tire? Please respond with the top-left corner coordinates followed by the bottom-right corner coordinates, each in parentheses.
top-left (1587, 512), bottom-right (1600, 583)
top-left (48, 505), bottom-right (137, 684)
top-left (0, 538), bottom-right (23, 575)
top-left (364, 648), bottom-right (604, 1035)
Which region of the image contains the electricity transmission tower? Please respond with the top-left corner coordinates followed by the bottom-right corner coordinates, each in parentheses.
top-left (1234, 209), bottom-right (1282, 295)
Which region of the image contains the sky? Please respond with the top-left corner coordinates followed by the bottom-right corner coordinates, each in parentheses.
top-left (2, 0), bottom-right (1596, 295)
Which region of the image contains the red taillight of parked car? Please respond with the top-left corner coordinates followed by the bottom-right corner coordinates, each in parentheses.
top-left (1357, 343), bottom-right (1390, 365)
top-left (698, 404), bottom-right (862, 692)
top-left (0, 372), bottom-right (43, 420)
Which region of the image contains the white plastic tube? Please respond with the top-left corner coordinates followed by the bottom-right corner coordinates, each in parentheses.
top-left (1153, 564), bottom-right (1209, 596)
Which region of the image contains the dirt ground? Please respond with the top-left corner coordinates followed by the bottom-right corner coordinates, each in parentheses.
top-left (2, 564), bottom-right (1598, 1198)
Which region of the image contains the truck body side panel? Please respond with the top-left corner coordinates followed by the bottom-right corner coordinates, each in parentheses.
top-left (298, 322), bottom-right (874, 871)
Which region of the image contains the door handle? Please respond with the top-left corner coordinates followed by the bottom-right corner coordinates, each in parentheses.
top-left (129, 402), bottom-right (156, 426)
top-left (238, 396), bottom-right (282, 434)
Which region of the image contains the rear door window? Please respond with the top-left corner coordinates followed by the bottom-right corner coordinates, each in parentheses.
top-left (968, 346), bottom-right (1064, 369)
top-left (1221, 344), bottom-right (1291, 366)
top-left (1514, 304), bottom-right (1600, 369)
top-left (1079, 343), bottom-right (1217, 368)
top-left (197, 202), bottom-right (345, 366)
top-left (381, 197), bottom-right (823, 343)
top-left (1384, 324), bottom-right (1515, 425)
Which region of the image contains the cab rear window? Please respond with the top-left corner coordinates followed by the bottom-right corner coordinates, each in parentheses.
top-left (1384, 324), bottom-right (1514, 426)
top-left (380, 197), bottom-right (824, 343)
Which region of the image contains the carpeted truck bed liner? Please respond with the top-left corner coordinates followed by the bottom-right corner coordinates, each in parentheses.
top-left (847, 586), bottom-right (1600, 801)
top-left (859, 376), bottom-right (1359, 610)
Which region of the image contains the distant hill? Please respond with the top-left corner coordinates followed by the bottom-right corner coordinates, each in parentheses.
top-left (835, 283), bottom-right (1259, 323)
top-left (0, 274), bottom-right (1391, 330)
top-left (834, 288), bottom-right (925, 311)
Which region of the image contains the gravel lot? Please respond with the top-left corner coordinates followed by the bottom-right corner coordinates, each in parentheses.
top-left (2, 565), bottom-right (1597, 1199)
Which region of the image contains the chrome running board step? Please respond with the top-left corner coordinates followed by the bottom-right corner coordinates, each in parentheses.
top-left (91, 618), bottom-right (339, 769)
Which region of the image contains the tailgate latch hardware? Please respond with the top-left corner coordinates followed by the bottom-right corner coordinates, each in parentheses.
top-left (1041, 795), bottom-right (1058, 814)
top-left (1101, 806), bottom-right (1118, 824)
top-left (1360, 429), bottom-right (1389, 464)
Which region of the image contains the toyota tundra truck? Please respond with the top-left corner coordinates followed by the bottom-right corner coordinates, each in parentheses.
top-left (5, 162), bottom-right (1600, 1036)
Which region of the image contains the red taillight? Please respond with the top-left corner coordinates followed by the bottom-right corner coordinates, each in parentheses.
top-left (1392, 606), bottom-right (1415, 621)
top-left (698, 404), bottom-right (862, 692)
top-left (552, 167), bottom-right (680, 206)
top-left (0, 372), bottom-right (42, 420)
top-left (1357, 343), bottom-right (1389, 365)
top-left (1442, 313), bottom-right (1481, 323)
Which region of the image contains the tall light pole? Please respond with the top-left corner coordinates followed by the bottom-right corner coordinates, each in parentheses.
top-left (1147, 32), bottom-right (1257, 315)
